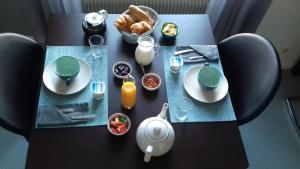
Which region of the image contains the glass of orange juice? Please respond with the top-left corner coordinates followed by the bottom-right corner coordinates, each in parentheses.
top-left (121, 75), bottom-right (136, 109)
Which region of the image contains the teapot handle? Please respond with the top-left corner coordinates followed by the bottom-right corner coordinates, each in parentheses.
top-left (98, 9), bottom-right (108, 21)
top-left (144, 145), bottom-right (153, 163)
top-left (157, 103), bottom-right (168, 120)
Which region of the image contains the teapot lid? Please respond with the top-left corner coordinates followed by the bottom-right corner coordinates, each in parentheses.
top-left (85, 12), bottom-right (104, 25)
top-left (145, 119), bottom-right (169, 141)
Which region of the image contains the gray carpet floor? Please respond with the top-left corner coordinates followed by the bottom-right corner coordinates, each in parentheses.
top-left (0, 69), bottom-right (300, 169)
top-left (240, 70), bottom-right (300, 169)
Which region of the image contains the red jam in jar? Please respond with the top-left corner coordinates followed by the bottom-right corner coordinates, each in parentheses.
top-left (143, 75), bottom-right (160, 88)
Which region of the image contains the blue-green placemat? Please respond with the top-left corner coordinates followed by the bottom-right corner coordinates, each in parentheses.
top-left (35, 46), bottom-right (108, 128)
top-left (162, 45), bottom-right (236, 123)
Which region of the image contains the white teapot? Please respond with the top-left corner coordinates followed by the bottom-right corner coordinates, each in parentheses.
top-left (136, 103), bottom-right (175, 162)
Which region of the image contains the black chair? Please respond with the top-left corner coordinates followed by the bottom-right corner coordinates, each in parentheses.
top-left (0, 33), bottom-right (44, 139)
top-left (218, 33), bottom-right (281, 125)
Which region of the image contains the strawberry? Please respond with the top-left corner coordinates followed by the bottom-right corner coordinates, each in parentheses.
top-left (117, 123), bottom-right (127, 132)
top-left (111, 128), bottom-right (118, 134)
top-left (110, 121), bottom-right (119, 127)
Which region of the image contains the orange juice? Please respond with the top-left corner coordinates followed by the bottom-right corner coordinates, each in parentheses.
top-left (121, 81), bottom-right (136, 109)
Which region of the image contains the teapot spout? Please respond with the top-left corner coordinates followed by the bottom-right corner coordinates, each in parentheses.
top-left (158, 103), bottom-right (168, 120)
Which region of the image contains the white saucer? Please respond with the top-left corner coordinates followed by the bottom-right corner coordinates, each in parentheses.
top-left (43, 58), bottom-right (92, 95)
top-left (183, 65), bottom-right (228, 103)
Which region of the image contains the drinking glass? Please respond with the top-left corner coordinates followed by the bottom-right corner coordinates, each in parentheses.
top-left (88, 35), bottom-right (104, 59)
top-left (121, 75), bottom-right (136, 109)
top-left (175, 97), bottom-right (193, 121)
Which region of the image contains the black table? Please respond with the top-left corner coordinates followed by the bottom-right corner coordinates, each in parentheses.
top-left (26, 14), bottom-right (249, 169)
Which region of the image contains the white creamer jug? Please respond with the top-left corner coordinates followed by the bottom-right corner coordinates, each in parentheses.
top-left (135, 36), bottom-right (160, 66)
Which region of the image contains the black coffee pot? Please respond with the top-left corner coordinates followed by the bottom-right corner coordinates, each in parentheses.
top-left (82, 10), bottom-right (108, 36)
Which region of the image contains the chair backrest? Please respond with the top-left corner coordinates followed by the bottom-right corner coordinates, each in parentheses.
top-left (218, 33), bottom-right (281, 125)
top-left (81, 0), bottom-right (208, 14)
top-left (0, 33), bottom-right (44, 138)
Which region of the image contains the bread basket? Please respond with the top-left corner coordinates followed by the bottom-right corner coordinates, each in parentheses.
top-left (118, 6), bottom-right (159, 44)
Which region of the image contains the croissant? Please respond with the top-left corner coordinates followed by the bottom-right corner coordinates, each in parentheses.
top-left (114, 14), bottom-right (135, 32)
top-left (140, 21), bottom-right (151, 32)
top-left (123, 14), bottom-right (135, 25)
top-left (114, 5), bottom-right (154, 34)
top-left (130, 21), bottom-right (152, 35)
top-left (128, 5), bottom-right (154, 26)
top-left (130, 22), bottom-right (144, 35)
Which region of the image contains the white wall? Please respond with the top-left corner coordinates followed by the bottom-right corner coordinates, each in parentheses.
top-left (256, 0), bottom-right (300, 69)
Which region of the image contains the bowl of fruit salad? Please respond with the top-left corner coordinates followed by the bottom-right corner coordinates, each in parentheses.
top-left (107, 113), bottom-right (131, 136)
top-left (161, 22), bottom-right (179, 40)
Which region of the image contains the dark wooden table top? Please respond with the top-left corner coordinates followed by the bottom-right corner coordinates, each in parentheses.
top-left (26, 14), bottom-right (249, 169)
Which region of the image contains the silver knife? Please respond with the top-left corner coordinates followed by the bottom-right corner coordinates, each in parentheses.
top-left (174, 49), bottom-right (194, 55)
top-left (182, 56), bottom-right (206, 63)
top-left (70, 114), bottom-right (96, 120)
top-left (174, 46), bottom-right (207, 58)
top-left (59, 108), bottom-right (75, 113)
top-left (189, 45), bottom-right (206, 58)
top-left (187, 56), bottom-right (204, 60)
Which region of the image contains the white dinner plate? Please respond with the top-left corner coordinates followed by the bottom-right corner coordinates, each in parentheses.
top-left (183, 65), bottom-right (228, 103)
top-left (43, 58), bottom-right (92, 95)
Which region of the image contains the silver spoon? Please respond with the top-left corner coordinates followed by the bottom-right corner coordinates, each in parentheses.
top-left (140, 64), bottom-right (146, 75)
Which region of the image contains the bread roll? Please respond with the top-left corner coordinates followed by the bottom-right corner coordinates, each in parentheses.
top-left (128, 5), bottom-right (154, 26)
